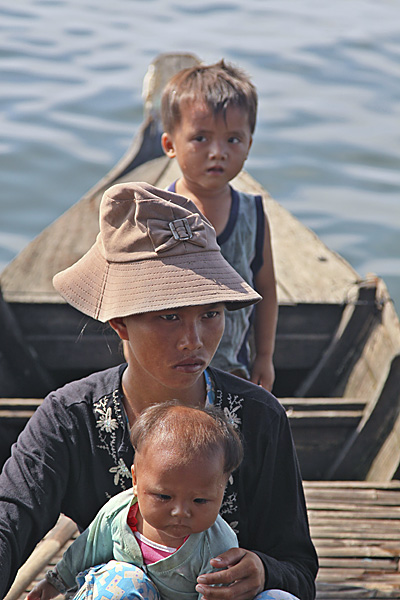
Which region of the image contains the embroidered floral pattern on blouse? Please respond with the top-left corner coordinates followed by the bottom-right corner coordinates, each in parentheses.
top-left (222, 394), bottom-right (243, 429)
top-left (214, 386), bottom-right (243, 536)
top-left (110, 458), bottom-right (132, 486)
top-left (93, 388), bottom-right (132, 493)
top-left (96, 406), bottom-right (118, 433)
top-left (220, 492), bottom-right (238, 516)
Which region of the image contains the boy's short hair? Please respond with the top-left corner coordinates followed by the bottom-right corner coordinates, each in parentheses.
top-left (130, 402), bottom-right (243, 476)
top-left (161, 59), bottom-right (258, 134)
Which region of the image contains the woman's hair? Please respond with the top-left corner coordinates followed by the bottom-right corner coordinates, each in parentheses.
top-left (161, 59), bottom-right (258, 135)
top-left (130, 402), bottom-right (243, 475)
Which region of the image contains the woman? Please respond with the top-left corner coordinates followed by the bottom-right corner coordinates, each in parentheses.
top-left (0, 182), bottom-right (317, 600)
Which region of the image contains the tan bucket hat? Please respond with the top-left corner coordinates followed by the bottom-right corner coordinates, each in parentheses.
top-left (53, 182), bottom-right (261, 322)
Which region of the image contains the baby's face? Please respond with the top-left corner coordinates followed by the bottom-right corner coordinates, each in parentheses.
top-left (131, 445), bottom-right (227, 548)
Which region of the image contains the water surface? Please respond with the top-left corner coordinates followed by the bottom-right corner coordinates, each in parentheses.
top-left (1, 0), bottom-right (399, 309)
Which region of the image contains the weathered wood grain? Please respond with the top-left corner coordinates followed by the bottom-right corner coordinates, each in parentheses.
top-left (308, 481), bottom-right (400, 598)
top-left (8, 482), bottom-right (400, 600)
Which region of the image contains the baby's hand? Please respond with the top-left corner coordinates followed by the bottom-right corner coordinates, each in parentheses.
top-left (26, 579), bottom-right (59, 600)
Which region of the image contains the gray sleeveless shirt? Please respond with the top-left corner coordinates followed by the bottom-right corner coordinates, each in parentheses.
top-left (211, 188), bottom-right (264, 376)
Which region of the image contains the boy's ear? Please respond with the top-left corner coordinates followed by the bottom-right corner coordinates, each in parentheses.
top-left (246, 135), bottom-right (253, 159)
top-left (161, 132), bottom-right (176, 158)
top-left (109, 317), bottom-right (129, 341)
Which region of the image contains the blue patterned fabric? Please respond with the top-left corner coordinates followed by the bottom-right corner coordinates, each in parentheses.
top-left (73, 561), bottom-right (160, 600)
top-left (72, 561), bottom-right (299, 600)
top-left (255, 590), bottom-right (300, 600)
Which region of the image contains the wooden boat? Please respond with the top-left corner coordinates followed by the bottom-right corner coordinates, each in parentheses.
top-left (1, 52), bottom-right (400, 481)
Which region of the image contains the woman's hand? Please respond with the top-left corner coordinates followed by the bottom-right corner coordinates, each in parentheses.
top-left (196, 547), bottom-right (265, 600)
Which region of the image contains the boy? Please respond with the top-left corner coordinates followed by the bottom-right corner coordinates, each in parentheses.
top-left (27, 403), bottom-right (243, 600)
top-left (161, 60), bottom-right (278, 391)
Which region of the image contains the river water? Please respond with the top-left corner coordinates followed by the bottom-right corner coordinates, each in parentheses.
top-left (1, 0), bottom-right (399, 311)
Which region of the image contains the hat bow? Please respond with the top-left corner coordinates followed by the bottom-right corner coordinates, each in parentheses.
top-left (148, 214), bottom-right (208, 254)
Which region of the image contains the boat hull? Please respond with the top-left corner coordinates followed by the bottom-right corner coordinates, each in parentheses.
top-left (1, 53), bottom-right (400, 481)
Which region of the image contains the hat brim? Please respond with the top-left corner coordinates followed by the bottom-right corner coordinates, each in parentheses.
top-left (53, 244), bottom-right (261, 322)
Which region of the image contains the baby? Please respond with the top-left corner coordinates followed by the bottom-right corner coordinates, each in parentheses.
top-left (27, 402), bottom-right (243, 600)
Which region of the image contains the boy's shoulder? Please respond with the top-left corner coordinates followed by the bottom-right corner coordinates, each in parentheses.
top-left (230, 187), bottom-right (265, 225)
top-left (233, 188), bottom-right (259, 201)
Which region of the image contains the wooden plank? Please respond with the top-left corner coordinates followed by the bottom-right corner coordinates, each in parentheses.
top-left (288, 411), bottom-right (363, 422)
top-left (305, 481), bottom-right (400, 489)
top-left (274, 333), bottom-right (335, 369)
top-left (290, 424), bottom-right (362, 480)
top-left (316, 584), bottom-right (400, 599)
top-left (318, 557), bottom-right (398, 570)
top-left (0, 411), bottom-right (37, 419)
top-left (0, 289), bottom-right (56, 396)
top-left (309, 507), bottom-right (400, 519)
top-left (327, 355), bottom-right (400, 480)
top-left (5, 303), bottom-right (122, 394)
top-left (0, 399), bottom-right (42, 408)
top-left (315, 544), bottom-right (400, 559)
top-left (310, 528), bottom-right (400, 541)
top-left (281, 397), bottom-right (366, 411)
top-left (295, 279), bottom-right (381, 397)
top-left (307, 482), bottom-right (400, 598)
top-left (342, 279), bottom-right (400, 399)
top-left (368, 414), bottom-right (400, 481)
top-left (317, 571), bottom-right (400, 582)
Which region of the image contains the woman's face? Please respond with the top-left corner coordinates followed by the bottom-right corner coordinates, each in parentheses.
top-left (112, 303), bottom-right (225, 394)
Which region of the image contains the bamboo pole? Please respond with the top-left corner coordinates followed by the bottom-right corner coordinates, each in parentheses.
top-left (5, 515), bottom-right (78, 600)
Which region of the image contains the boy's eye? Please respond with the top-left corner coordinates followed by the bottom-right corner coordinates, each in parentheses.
top-left (194, 135), bottom-right (206, 142)
top-left (228, 136), bottom-right (240, 144)
top-left (194, 498), bottom-right (209, 504)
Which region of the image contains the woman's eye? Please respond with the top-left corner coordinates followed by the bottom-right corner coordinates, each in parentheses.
top-left (194, 135), bottom-right (206, 142)
top-left (205, 310), bottom-right (219, 319)
top-left (160, 314), bottom-right (178, 321)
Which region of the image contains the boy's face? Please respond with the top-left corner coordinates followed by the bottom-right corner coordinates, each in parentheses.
top-left (131, 443), bottom-right (227, 548)
top-left (162, 101), bottom-right (253, 194)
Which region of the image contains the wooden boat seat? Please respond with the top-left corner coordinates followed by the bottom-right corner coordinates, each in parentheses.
top-left (0, 399), bottom-right (43, 465)
top-left (281, 398), bottom-right (366, 480)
